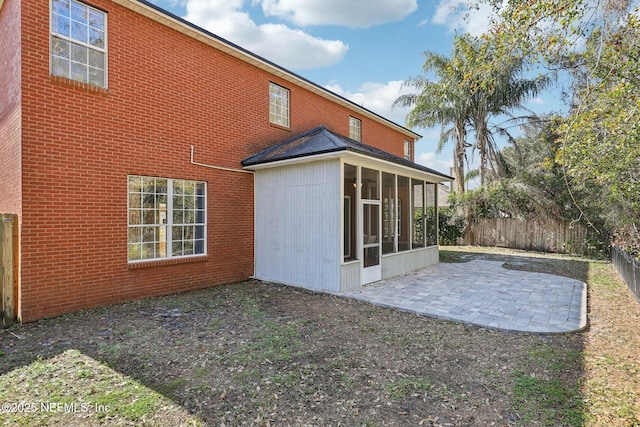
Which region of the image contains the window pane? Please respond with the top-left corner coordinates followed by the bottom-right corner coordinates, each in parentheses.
top-left (425, 183), bottom-right (438, 246)
top-left (142, 210), bottom-right (156, 225)
top-left (53, 0), bottom-right (70, 16)
top-left (183, 241), bottom-right (194, 255)
top-left (184, 210), bottom-right (195, 224)
top-left (70, 1), bottom-right (87, 23)
top-left (382, 172), bottom-right (395, 254)
top-left (363, 204), bottom-right (379, 245)
top-left (128, 243), bottom-right (141, 260)
top-left (143, 177), bottom-right (155, 193)
top-left (142, 227), bottom-right (155, 242)
top-left (88, 69), bottom-right (104, 87)
top-left (89, 28), bottom-right (105, 48)
top-left (128, 210), bottom-right (142, 225)
top-left (412, 179), bottom-right (425, 247)
top-left (195, 225), bottom-right (205, 240)
top-left (70, 42), bottom-right (87, 63)
top-left (172, 226), bottom-right (183, 241)
top-left (184, 194), bottom-right (195, 209)
top-left (141, 243), bottom-right (155, 259)
top-left (172, 242), bottom-right (183, 256)
top-left (196, 182), bottom-right (205, 197)
top-left (361, 168), bottom-right (379, 200)
top-left (52, 37), bottom-right (70, 58)
top-left (51, 57), bottom-right (70, 78)
top-left (88, 49), bottom-right (104, 69)
top-left (364, 247), bottom-right (379, 268)
top-left (128, 176), bottom-right (142, 192)
top-left (128, 227), bottom-right (141, 244)
top-left (173, 210), bottom-right (184, 224)
top-left (397, 176), bottom-right (410, 252)
top-left (52, 14), bottom-right (71, 37)
top-left (70, 62), bottom-right (87, 82)
top-left (71, 20), bottom-right (88, 43)
top-left (89, 9), bottom-right (105, 30)
top-left (343, 164), bottom-right (357, 261)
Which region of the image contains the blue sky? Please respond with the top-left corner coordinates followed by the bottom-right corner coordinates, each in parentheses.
top-left (148, 0), bottom-right (564, 177)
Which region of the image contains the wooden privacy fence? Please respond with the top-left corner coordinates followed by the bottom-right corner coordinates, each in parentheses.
top-left (1, 214), bottom-right (18, 328)
top-left (611, 245), bottom-right (640, 304)
top-left (461, 217), bottom-right (599, 256)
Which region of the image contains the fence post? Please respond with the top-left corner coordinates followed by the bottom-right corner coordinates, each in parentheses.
top-left (1, 214), bottom-right (17, 328)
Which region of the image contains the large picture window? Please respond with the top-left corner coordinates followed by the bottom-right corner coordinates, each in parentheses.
top-left (128, 176), bottom-right (206, 262)
top-left (51, 0), bottom-right (107, 88)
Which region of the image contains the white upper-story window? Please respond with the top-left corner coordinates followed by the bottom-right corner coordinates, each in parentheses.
top-left (269, 82), bottom-right (290, 128)
top-left (51, 0), bottom-right (107, 88)
top-left (349, 116), bottom-right (362, 142)
top-left (404, 140), bottom-right (412, 160)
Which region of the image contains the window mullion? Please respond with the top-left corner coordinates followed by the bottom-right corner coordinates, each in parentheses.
top-left (167, 179), bottom-right (173, 258)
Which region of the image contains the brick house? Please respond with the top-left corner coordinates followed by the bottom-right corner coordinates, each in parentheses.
top-left (0, 0), bottom-right (451, 322)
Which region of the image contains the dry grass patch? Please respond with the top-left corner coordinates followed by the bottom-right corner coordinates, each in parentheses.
top-left (0, 246), bottom-right (637, 426)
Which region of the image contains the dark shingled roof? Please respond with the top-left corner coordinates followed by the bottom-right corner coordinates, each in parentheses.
top-left (242, 126), bottom-right (453, 181)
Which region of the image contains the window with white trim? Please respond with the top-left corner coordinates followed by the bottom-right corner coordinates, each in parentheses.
top-left (404, 140), bottom-right (412, 160)
top-left (269, 82), bottom-right (290, 127)
top-left (349, 116), bottom-right (362, 142)
top-left (128, 176), bottom-right (206, 262)
top-left (51, 0), bottom-right (107, 88)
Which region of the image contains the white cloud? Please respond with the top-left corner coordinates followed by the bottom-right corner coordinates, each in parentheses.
top-left (324, 80), bottom-right (413, 127)
top-left (259, 0), bottom-right (418, 28)
top-left (416, 151), bottom-right (453, 172)
top-left (432, 0), bottom-right (497, 36)
top-left (183, 0), bottom-right (348, 70)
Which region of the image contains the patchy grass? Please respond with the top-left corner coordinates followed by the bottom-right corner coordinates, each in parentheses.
top-left (0, 246), bottom-right (638, 426)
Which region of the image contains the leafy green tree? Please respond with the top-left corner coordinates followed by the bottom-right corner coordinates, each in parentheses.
top-left (472, 0), bottom-right (639, 247)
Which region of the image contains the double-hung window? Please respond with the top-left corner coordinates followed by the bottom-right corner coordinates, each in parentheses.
top-left (269, 82), bottom-right (290, 128)
top-left (349, 116), bottom-right (362, 141)
top-left (128, 176), bottom-right (206, 262)
top-left (404, 140), bottom-right (412, 160)
top-left (51, 0), bottom-right (107, 88)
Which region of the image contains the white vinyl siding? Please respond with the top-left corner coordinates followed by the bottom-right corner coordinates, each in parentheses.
top-left (253, 160), bottom-right (341, 291)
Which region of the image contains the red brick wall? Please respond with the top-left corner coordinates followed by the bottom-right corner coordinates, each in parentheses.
top-left (0, 0), bottom-right (23, 218)
top-left (18, 0), bottom-right (412, 321)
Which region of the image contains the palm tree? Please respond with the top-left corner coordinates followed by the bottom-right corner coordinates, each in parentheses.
top-left (394, 52), bottom-right (471, 194)
top-left (458, 35), bottom-right (551, 186)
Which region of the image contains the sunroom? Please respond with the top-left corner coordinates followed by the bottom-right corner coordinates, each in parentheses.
top-left (242, 126), bottom-right (453, 292)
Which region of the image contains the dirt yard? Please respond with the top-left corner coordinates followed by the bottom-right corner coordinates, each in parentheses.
top-left (1, 247), bottom-right (638, 426)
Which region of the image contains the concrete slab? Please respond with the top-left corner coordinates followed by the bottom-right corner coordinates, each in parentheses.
top-left (339, 260), bottom-right (587, 333)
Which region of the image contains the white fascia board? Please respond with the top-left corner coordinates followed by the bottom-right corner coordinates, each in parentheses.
top-left (243, 151), bottom-right (344, 171)
top-left (244, 150), bottom-right (452, 183)
top-left (340, 151), bottom-right (453, 183)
